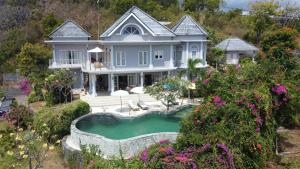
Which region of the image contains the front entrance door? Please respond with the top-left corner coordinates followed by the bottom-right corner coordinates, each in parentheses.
top-left (144, 74), bottom-right (152, 86)
top-left (96, 74), bottom-right (108, 91)
top-left (118, 75), bottom-right (128, 90)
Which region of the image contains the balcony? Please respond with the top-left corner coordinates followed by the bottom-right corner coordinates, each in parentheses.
top-left (49, 59), bottom-right (82, 69)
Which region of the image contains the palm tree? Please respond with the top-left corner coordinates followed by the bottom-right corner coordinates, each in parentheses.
top-left (187, 58), bottom-right (202, 81)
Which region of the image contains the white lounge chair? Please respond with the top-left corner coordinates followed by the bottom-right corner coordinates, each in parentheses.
top-left (138, 101), bottom-right (149, 110)
top-left (128, 100), bottom-right (139, 111)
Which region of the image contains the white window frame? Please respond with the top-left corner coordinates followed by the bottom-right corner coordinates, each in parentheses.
top-left (154, 50), bottom-right (163, 60)
top-left (191, 45), bottom-right (198, 59)
top-left (116, 51), bottom-right (126, 66)
top-left (57, 50), bottom-right (83, 65)
top-left (138, 51), bottom-right (148, 66)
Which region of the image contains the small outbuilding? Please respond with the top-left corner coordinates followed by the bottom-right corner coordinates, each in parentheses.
top-left (215, 37), bottom-right (259, 65)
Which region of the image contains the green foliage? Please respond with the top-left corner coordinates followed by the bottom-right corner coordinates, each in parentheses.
top-left (5, 102), bottom-right (34, 129)
top-left (43, 69), bottom-right (75, 105)
top-left (16, 43), bottom-right (51, 77)
top-left (184, 0), bottom-right (223, 12)
top-left (145, 77), bottom-right (189, 110)
top-left (33, 100), bottom-right (90, 142)
top-left (260, 27), bottom-right (298, 70)
top-left (0, 126), bottom-right (15, 158)
top-left (42, 14), bottom-right (63, 37)
top-left (0, 28), bottom-right (26, 72)
top-left (248, 0), bottom-right (279, 43)
top-left (207, 48), bottom-right (224, 69)
top-left (27, 90), bottom-right (44, 103)
top-left (0, 89), bottom-right (4, 98)
top-left (80, 145), bottom-right (143, 169)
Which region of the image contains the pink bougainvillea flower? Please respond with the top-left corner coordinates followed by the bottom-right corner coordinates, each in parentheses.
top-left (236, 64), bottom-right (241, 70)
top-left (159, 139), bottom-right (170, 145)
top-left (272, 85), bottom-right (288, 95)
top-left (256, 128), bottom-right (261, 133)
top-left (213, 96), bottom-right (225, 107)
top-left (256, 116), bottom-right (263, 126)
top-left (202, 79), bottom-right (209, 85)
top-left (140, 148), bottom-right (148, 164)
top-left (175, 156), bottom-right (189, 162)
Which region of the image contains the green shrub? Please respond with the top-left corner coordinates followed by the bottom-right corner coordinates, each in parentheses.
top-left (5, 102), bottom-right (33, 129)
top-left (33, 100), bottom-right (90, 142)
top-left (27, 91), bottom-right (44, 103)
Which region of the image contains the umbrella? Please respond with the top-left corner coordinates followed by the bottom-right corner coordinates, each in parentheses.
top-left (87, 47), bottom-right (104, 53)
top-left (111, 90), bottom-right (129, 112)
top-left (130, 87), bottom-right (144, 102)
top-left (188, 83), bottom-right (196, 90)
top-left (188, 82), bottom-right (196, 101)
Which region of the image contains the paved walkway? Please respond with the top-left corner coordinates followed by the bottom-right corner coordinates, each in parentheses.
top-left (80, 93), bottom-right (158, 107)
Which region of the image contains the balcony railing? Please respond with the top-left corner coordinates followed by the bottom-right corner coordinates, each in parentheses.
top-left (82, 61), bottom-right (112, 71)
top-left (49, 59), bottom-right (82, 68)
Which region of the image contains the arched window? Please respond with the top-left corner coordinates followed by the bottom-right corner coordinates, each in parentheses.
top-left (122, 26), bottom-right (140, 35)
top-left (191, 45), bottom-right (198, 59)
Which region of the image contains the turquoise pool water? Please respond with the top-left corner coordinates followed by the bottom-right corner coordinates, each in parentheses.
top-left (76, 107), bottom-right (194, 140)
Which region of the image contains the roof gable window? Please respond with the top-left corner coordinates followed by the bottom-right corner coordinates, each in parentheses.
top-left (122, 25), bottom-right (140, 35)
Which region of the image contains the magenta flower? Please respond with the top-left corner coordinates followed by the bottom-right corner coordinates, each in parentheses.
top-left (272, 85), bottom-right (288, 95)
top-left (236, 64), bottom-right (241, 70)
top-left (256, 128), bottom-right (261, 133)
top-left (159, 139), bottom-right (170, 145)
top-left (175, 156), bottom-right (189, 162)
top-left (203, 79), bottom-right (209, 85)
top-left (297, 86), bottom-right (300, 91)
top-left (248, 103), bottom-right (257, 116)
top-left (19, 78), bottom-right (31, 95)
top-left (140, 148), bottom-right (148, 164)
top-left (213, 96), bottom-right (225, 107)
top-left (256, 116), bottom-right (263, 126)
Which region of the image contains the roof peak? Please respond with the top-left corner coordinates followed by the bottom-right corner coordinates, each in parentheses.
top-left (101, 5), bottom-right (175, 37)
top-left (49, 19), bottom-right (91, 38)
top-left (171, 15), bottom-right (208, 36)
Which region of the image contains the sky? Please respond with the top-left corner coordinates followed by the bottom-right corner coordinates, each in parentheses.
top-left (222, 0), bottom-right (300, 11)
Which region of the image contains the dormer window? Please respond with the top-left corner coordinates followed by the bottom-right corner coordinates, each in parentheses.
top-left (122, 26), bottom-right (140, 35)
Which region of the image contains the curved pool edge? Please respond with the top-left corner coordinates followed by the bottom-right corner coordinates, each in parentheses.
top-left (66, 105), bottom-right (191, 159)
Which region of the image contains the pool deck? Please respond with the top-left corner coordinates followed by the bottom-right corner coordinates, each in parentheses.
top-left (80, 93), bottom-right (193, 117)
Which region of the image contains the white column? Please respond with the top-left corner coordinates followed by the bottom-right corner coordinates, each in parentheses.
top-left (186, 42), bottom-right (189, 67)
top-left (200, 42), bottom-right (204, 61)
top-left (170, 45), bottom-right (174, 68)
top-left (110, 45), bottom-right (114, 69)
top-left (52, 44), bottom-right (56, 66)
top-left (140, 72), bottom-right (144, 87)
top-left (80, 72), bottom-right (84, 89)
top-left (108, 74), bottom-right (111, 91)
top-left (203, 42), bottom-right (207, 65)
top-left (149, 45), bottom-right (153, 68)
top-left (91, 74), bottom-right (97, 97)
top-left (88, 73), bottom-right (92, 94)
top-left (111, 74), bottom-right (115, 94)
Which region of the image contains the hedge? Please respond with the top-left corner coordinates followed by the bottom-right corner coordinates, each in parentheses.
top-left (33, 100), bottom-right (90, 142)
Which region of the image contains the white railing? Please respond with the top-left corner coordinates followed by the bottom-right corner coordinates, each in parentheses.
top-left (49, 59), bottom-right (82, 68)
top-left (82, 61), bottom-right (112, 71)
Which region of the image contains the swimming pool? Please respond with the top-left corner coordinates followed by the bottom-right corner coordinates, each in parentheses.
top-left (66, 106), bottom-right (194, 158)
top-left (76, 107), bottom-right (193, 140)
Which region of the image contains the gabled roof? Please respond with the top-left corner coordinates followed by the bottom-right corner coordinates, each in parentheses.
top-left (100, 6), bottom-right (175, 38)
top-left (49, 20), bottom-right (91, 38)
top-left (172, 15), bottom-right (208, 36)
top-left (216, 37), bottom-right (259, 52)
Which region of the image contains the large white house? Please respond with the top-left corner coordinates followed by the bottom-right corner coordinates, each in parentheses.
top-left (45, 6), bottom-right (208, 97)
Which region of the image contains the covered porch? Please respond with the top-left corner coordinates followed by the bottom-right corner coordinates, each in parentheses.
top-left (84, 71), bottom-right (172, 97)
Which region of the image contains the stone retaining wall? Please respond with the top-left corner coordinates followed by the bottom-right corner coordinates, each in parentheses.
top-left (70, 113), bottom-right (178, 158)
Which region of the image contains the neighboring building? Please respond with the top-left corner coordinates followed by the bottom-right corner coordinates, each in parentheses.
top-left (215, 37), bottom-right (259, 65)
top-left (45, 6), bottom-right (208, 97)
